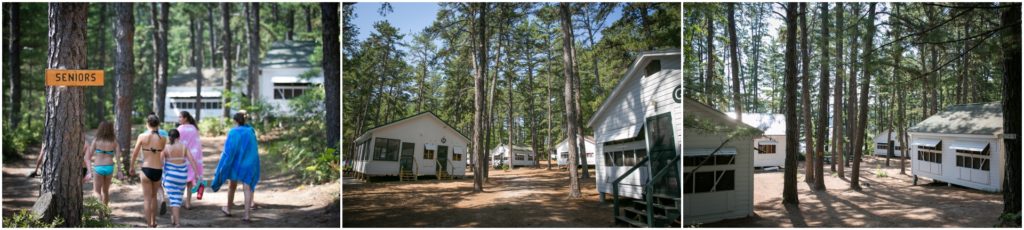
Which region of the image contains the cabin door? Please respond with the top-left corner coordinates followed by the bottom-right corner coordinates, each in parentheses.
top-left (400, 142), bottom-right (415, 172)
top-left (437, 145), bottom-right (449, 173)
top-left (646, 112), bottom-right (679, 196)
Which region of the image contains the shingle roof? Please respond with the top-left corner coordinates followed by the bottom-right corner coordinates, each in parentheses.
top-left (908, 102), bottom-right (1003, 135)
top-left (262, 40), bottom-right (317, 69)
top-left (168, 67), bottom-right (249, 88)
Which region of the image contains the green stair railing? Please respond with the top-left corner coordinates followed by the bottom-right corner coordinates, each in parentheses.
top-left (611, 157), bottom-right (650, 221)
top-left (643, 154), bottom-right (681, 226)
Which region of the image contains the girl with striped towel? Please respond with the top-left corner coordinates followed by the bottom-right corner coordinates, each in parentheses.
top-left (162, 129), bottom-right (203, 227)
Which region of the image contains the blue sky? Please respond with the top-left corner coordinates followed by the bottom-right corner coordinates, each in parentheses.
top-left (348, 2), bottom-right (623, 51)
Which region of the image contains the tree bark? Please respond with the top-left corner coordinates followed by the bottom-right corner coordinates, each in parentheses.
top-left (306, 5), bottom-right (313, 33)
top-left (845, 3), bottom-right (861, 171)
top-left (35, 3), bottom-right (89, 226)
top-left (323, 3), bottom-right (340, 150)
top-left (208, 4), bottom-right (217, 68)
top-left (782, 3), bottom-right (799, 205)
top-left (851, 3), bottom-right (876, 191)
top-left (832, 2), bottom-right (844, 173)
top-left (191, 17), bottom-right (204, 121)
top-left (151, 3), bottom-right (168, 122)
top-left (814, 2), bottom-right (830, 191)
top-left (728, 3), bottom-right (742, 121)
top-left (221, 3), bottom-right (233, 118)
top-left (800, 3), bottom-right (814, 183)
top-left (247, 3), bottom-right (261, 102)
top-left (704, 11), bottom-right (715, 106)
top-left (472, 3), bottom-right (488, 193)
top-left (1001, 2), bottom-right (1022, 227)
top-left (560, 2), bottom-right (582, 199)
top-left (5, 3), bottom-right (22, 129)
top-left (287, 7), bottom-right (295, 41)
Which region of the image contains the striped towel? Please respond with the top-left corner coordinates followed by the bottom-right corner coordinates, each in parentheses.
top-left (162, 162), bottom-right (189, 207)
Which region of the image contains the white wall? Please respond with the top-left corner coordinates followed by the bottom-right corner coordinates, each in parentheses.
top-left (555, 139), bottom-right (597, 166)
top-left (490, 146), bottom-right (537, 167)
top-left (352, 114), bottom-right (469, 177)
top-left (752, 135), bottom-right (786, 167)
top-left (909, 133), bottom-right (1004, 192)
top-left (259, 67), bottom-right (324, 115)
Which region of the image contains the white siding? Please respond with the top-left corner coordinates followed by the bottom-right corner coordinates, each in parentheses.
top-left (555, 139), bottom-right (597, 166)
top-left (352, 114), bottom-right (470, 177)
top-left (909, 133), bottom-right (1004, 192)
top-left (752, 135), bottom-right (786, 167)
top-left (490, 146), bottom-right (537, 167)
top-left (259, 67), bottom-right (324, 115)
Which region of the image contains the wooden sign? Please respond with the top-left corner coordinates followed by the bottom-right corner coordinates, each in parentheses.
top-left (45, 69), bottom-right (104, 86)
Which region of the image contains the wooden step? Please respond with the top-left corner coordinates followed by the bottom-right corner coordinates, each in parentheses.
top-left (651, 193), bottom-right (680, 201)
top-left (614, 216), bottom-right (647, 228)
top-left (633, 200), bottom-right (680, 210)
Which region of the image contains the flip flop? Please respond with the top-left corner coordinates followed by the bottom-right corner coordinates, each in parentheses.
top-left (160, 201), bottom-right (167, 215)
top-left (220, 207), bottom-right (232, 217)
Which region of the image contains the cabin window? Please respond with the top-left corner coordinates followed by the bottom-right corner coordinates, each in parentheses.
top-left (684, 154), bottom-right (735, 166)
top-left (515, 154), bottom-right (525, 161)
top-left (613, 151), bottom-right (624, 166)
top-left (273, 82), bottom-right (312, 99)
top-left (684, 170), bottom-right (735, 194)
top-left (624, 150), bottom-right (637, 166)
top-left (373, 138), bottom-right (400, 161)
top-left (758, 144), bottom-right (777, 154)
top-left (528, 155), bottom-right (534, 161)
top-left (561, 153), bottom-right (569, 160)
top-left (635, 149), bottom-right (646, 161)
top-left (877, 143), bottom-right (889, 150)
top-left (645, 60), bottom-right (661, 77)
top-left (424, 149), bottom-right (435, 160)
top-left (453, 154), bottom-right (462, 161)
top-left (955, 147), bottom-right (990, 171)
top-left (604, 152), bottom-right (612, 166)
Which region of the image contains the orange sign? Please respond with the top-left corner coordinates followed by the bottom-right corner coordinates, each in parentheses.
top-left (45, 69), bottom-right (104, 86)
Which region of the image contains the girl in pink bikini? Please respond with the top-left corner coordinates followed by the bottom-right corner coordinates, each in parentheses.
top-left (176, 111), bottom-right (203, 210)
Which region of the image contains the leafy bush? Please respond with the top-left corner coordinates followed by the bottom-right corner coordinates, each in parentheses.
top-left (875, 165), bottom-right (888, 178)
top-left (2, 210), bottom-right (64, 228)
top-left (266, 85), bottom-right (338, 184)
top-left (200, 117), bottom-right (234, 137)
top-left (81, 197), bottom-right (124, 227)
top-left (2, 120), bottom-right (43, 162)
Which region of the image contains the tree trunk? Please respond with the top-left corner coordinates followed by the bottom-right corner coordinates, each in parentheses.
top-left (322, 3), bottom-right (340, 149)
top-left (191, 17), bottom-right (204, 121)
top-left (545, 34), bottom-right (554, 171)
top-left (306, 5), bottom-right (313, 33)
top-left (5, 3), bottom-right (22, 129)
top-left (287, 7), bottom-right (295, 41)
top-left (247, 3), bottom-right (261, 103)
top-left (728, 3), bottom-right (742, 121)
top-left (782, 3), bottom-right (799, 205)
top-left (208, 4), bottom-right (217, 68)
top-left (813, 2), bottom-right (830, 191)
top-left (151, 3), bottom-right (168, 123)
top-left (892, 4), bottom-right (907, 175)
top-left (35, 3), bottom-right (89, 226)
top-left (525, 38), bottom-right (539, 168)
top-left (800, 3), bottom-right (814, 183)
top-left (831, 2), bottom-right (844, 173)
top-left (560, 3), bottom-right (582, 199)
top-left (1001, 3), bottom-right (1022, 227)
top-left (221, 3), bottom-right (233, 118)
top-left (845, 3), bottom-right (861, 170)
top-left (472, 3), bottom-right (488, 193)
top-left (851, 3), bottom-right (876, 191)
top-left (507, 52), bottom-right (514, 171)
top-left (704, 12), bottom-right (715, 106)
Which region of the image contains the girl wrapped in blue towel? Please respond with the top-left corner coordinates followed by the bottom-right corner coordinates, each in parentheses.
top-left (211, 112), bottom-right (260, 222)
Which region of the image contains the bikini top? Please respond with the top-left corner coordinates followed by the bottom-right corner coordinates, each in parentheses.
top-left (164, 144), bottom-right (187, 163)
top-left (94, 149), bottom-right (115, 155)
top-left (142, 131), bottom-right (164, 154)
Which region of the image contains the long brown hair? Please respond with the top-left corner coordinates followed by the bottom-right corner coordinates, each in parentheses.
top-left (95, 121), bottom-right (115, 142)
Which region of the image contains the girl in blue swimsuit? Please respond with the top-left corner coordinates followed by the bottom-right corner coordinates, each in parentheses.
top-left (84, 121), bottom-right (118, 207)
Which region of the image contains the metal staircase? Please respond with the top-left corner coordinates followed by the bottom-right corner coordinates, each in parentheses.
top-left (611, 155), bottom-right (681, 227)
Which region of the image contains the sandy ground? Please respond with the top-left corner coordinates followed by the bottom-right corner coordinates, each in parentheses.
top-left (701, 156), bottom-right (1003, 227)
top-left (2, 132), bottom-right (340, 227)
top-left (342, 163), bottom-right (616, 227)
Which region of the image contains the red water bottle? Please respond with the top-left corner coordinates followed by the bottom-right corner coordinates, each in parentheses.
top-left (197, 182), bottom-right (205, 200)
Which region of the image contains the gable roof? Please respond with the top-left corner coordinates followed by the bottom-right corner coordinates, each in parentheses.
top-left (683, 97), bottom-right (758, 132)
top-left (586, 49), bottom-right (681, 127)
top-left (492, 144), bottom-right (534, 153)
top-left (355, 111), bottom-right (470, 143)
top-left (262, 40), bottom-right (318, 69)
top-left (726, 113), bottom-right (786, 136)
top-left (168, 67), bottom-right (249, 88)
top-left (558, 136), bottom-right (596, 145)
top-left (908, 102), bottom-right (1003, 135)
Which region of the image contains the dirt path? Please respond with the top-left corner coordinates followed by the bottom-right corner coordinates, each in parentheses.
top-left (2, 132), bottom-right (340, 227)
top-left (342, 163), bottom-right (614, 227)
top-left (702, 156), bottom-right (1003, 227)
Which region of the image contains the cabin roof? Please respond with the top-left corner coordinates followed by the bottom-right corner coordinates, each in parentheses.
top-left (557, 136), bottom-right (595, 145)
top-left (356, 111), bottom-right (470, 143)
top-left (262, 40), bottom-right (317, 69)
top-left (683, 96), bottom-right (758, 132)
top-left (493, 144), bottom-right (534, 153)
top-left (168, 67), bottom-right (249, 88)
top-left (908, 102), bottom-right (1003, 135)
top-left (726, 113), bottom-right (786, 136)
top-left (586, 49), bottom-right (681, 127)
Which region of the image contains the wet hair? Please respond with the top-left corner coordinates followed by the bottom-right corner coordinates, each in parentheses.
top-left (179, 111), bottom-right (199, 130)
top-left (95, 121), bottom-right (115, 142)
top-left (168, 129), bottom-right (180, 145)
top-left (146, 114), bottom-right (161, 128)
top-left (233, 112), bottom-right (247, 125)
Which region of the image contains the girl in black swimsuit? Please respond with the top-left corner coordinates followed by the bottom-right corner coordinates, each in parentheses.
top-left (130, 114), bottom-right (167, 227)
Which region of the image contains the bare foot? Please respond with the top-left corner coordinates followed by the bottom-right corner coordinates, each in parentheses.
top-left (220, 206), bottom-right (232, 217)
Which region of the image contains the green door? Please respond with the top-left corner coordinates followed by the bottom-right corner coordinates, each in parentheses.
top-left (400, 142), bottom-right (415, 171)
top-left (437, 145), bottom-right (449, 172)
top-left (646, 113), bottom-right (679, 196)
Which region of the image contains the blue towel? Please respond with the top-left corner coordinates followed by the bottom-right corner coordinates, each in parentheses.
top-left (211, 125), bottom-right (261, 192)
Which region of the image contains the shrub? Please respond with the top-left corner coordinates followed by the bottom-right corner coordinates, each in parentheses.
top-left (81, 197), bottom-right (124, 227)
top-left (200, 117), bottom-right (234, 137)
top-left (2, 210), bottom-right (64, 228)
top-left (267, 85), bottom-right (338, 184)
top-left (2, 120), bottom-right (43, 162)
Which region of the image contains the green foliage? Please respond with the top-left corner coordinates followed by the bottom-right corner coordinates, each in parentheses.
top-left (997, 212), bottom-right (1022, 227)
top-left (2, 210), bottom-right (64, 228)
top-left (81, 197), bottom-right (124, 227)
top-left (2, 118), bottom-right (43, 161)
top-left (267, 85), bottom-right (338, 184)
top-left (201, 117), bottom-right (234, 137)
top-left (875, 165), bottom-right (888, 178)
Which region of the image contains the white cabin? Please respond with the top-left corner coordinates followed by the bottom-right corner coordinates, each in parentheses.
top-left (727, 113), bottom-right (787, 168)
top-left (163, 67), bottom-right (246, 123)
top-left (587, 49), bottom-right (681, 200)
top-left (352, 112), bottom-right (470, 178)
top-left (908, 102), bottom-right (1004, 192)
top-left (683, 98), bottom-right (756, 225)
top-left (490, 145), bottom-right (536, 167)
top-left (554, 136), bottom-right (597, 167)
top-left (258, 41), bottom-right (324, 115)
top-left (873, 131), bottom-right (907, 157)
